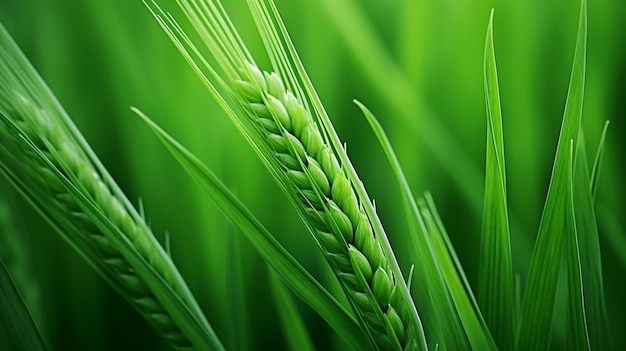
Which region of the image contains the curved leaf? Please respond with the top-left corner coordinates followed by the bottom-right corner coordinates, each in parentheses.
top-left (133, 107), bottom-right (368, 350)
top-left (356, 100), bottom-right (498, 350)
top-left (479, 10), bottom-right (515, 350)
top-left (517, 1), bottom-right (587, 349)
top-left (269, 271), bottom-right (316, 351)
top-left (0, 259), bottom-right (47, 351)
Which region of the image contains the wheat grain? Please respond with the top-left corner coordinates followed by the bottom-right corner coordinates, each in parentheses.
top-left (236, 62), bottom-right (415, 350)
top-left (0, 25), bottom-right (220, 350)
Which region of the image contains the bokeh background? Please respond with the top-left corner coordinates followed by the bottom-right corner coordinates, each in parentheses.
top-left (0, 0), bottom-right (623, 349)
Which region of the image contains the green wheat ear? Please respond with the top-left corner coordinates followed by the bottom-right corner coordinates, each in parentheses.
top-left (146, 0), bottom-right (426, 349)
top-left (0, 23), bottom-right (222, 350)
top-left (239, 63), bottom-right (411, 349)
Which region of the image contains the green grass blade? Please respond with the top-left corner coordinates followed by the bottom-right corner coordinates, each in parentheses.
top-left (566, 140), bottom-right (592, 351)
top-left (590, 121), bottom-right (610, 200)
top-left (571, 134), bottom-right (611, 350)
top-left (517, 0), bottom-right (587, 349)
top-left (566, 232), bottom-right (589, 351)
top-left (355, 100), bottom-right (472, 350)
top-left (318, 0), bottom-right (536, 275)
top-left (133, 107), bottom-right (369, 350)
top-left (0, 191), bottom-right (43, 332)
top-left (479, 10), bottom-right (515, 350)
top-left (0, 259), bottom-right (47, 351)
top-left (226, 228), bottom-right (251, 351)
top-left (419, 195), bottom-right (498, 351)
top-left (269, 270), bottom-right (316, 351)
top-left (318, 0), bottom-right (483, 214)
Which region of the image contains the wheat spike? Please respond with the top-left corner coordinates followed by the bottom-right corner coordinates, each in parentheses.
top-left (0, 24), bottom-right (220, 350)
top-left (147, 0), bottom-right (422, 347)
top-left (236, 62), bottom-right (415, 350)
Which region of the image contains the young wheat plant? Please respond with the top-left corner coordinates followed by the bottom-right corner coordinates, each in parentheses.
top-left (145, 0), bottom-right (426, 349)
top-left (0, 0), bottom-right (607, 349)
top-left (0, 24), bottom-right (221, 350)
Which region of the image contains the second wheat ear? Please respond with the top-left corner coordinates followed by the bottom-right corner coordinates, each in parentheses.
top-left (0, 23), bottom-right (222, 351)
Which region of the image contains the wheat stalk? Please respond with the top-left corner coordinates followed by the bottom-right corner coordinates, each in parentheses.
top-left (147, 0), bottom-right (424, 348)
top-left (0, 24), bottom-right (220, 350)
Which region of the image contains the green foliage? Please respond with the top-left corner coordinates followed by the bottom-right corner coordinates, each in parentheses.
top-left (144, 0), bottom-right (424, 348)
top-left (590, 121), bottom-right (610, 200)
top-left (357, 100), bottom-right (467, 350)
top-left (269, 271), bottom-right (316, 351)
top-left (517, 1), bottom-right (587, 349)
top-left (0, 21), bottom-right (221, 351)
top-left (0, 189), bottom-right (43, 331)
top-left (479, 11), bottom-right (515, 350)
top-left (0, 259), bottom-right (47, 351)
top-left (0, 0), bottom-right (620, 350)
top-left (134, 107), bottom-right (369, 349)
top-left (569, 134), bottom-right (610, 350)
top-left (357, 100), bottom-right (497, 350)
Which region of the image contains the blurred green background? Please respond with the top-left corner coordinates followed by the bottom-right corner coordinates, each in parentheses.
top-left (0, 0), bottom-right (623, 349)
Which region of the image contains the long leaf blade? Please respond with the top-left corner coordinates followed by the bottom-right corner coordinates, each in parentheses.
top-left (355, 100), bottom-right (463, 349)
top-left (318, 0), bottom-right (484, 214)
top-left (419, 195), bottom-right (498, 351)
top-left (0, 259), bottom-right (47, 351)
top-left (517, 0), bottom-right (587, 349)
top-left (571, 134), bottom-right (611, 350)
top-left (590, 121), bottom-right (610, 200)
top-left (269, 271), bottom-right (316, 351)
top-left (566, 140), bottom-right (592, 351)
top-left (356, 100), bottom-right (495, 350)
top-left (479, 10), bottom-right (515, 351)
top-left (226, 229), bottom-right (251, 351)
top-left (133, 107), bottom-right (369, 350)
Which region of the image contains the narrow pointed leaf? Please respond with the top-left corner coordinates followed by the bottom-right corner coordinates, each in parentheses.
top-left (590, 121), bottom-right (609, 200)
top-left (269, 271), bottom-right (316, 351)
top-left (356, 100), bottom-right (477, 350)
top-left (226, 229), bottom-right (251, 351)
top-left (0, 259), bottom-right (47, 351)
top-left (566, 140), bottom-right (592, 351)
top-left (571, 134), bottom-right (610, 350)
top-left (318, 0), bottom-right (484, 214)
top-left (517, 1), bottom-right (587, 349)
top-left (418, 195), bottom-right (498, 351)
top-left (133, 108), bottom-right (368, 350)
top-left (479, 10), bottom-right (515, 350)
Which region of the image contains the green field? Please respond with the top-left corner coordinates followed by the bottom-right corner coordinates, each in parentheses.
top-left (0, 0), bottom-right (624, 350)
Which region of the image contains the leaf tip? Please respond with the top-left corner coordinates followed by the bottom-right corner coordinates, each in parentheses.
top-left (130, 106), bottom-right (152, 125)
